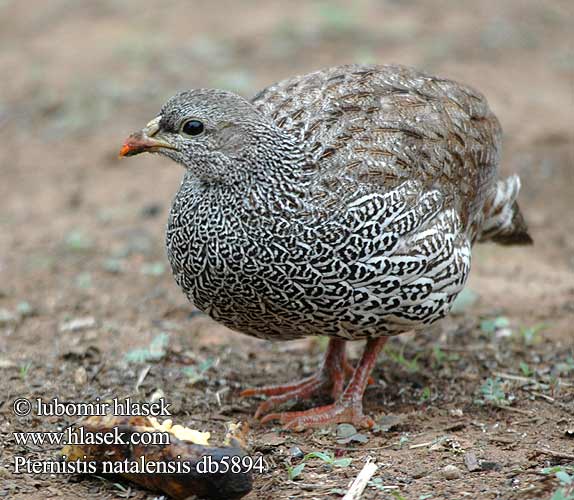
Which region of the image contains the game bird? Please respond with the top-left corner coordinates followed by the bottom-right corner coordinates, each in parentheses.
top-left (120, 64), bottom-right (532, 430)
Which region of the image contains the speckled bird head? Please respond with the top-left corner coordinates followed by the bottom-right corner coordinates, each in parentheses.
top-left (119, 89), bottom-right (298, 184)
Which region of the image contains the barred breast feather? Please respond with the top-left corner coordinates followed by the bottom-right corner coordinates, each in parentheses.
top-left (166, 64), bottom-right (530, 341)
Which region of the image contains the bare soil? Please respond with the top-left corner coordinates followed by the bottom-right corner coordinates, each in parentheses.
top-left (0, 1), bottom-right (573, 499)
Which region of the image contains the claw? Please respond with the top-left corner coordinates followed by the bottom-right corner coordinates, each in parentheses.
top-left (241, 337), bottom-right (389, 431)
top-left (260, 402), bottom-right (375, 431)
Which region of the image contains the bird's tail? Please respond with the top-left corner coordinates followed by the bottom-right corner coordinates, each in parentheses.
top-left (478, 175), bottom-right (533, 245)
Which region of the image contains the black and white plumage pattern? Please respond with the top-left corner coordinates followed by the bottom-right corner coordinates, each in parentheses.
top-left (160, 64), bottom-right (530, 341)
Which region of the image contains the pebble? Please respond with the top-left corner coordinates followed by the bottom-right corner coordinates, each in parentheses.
top-left (442, 465), bottom-right (463, 480)
top-left (150, 389), bottom-right (166, 403)
top-left (0, 309), bottom-right (17, 326)
top-left (74, 366), bottom-right (88, 386)
top-left (289, 446), bottom-right (304, 459)
top-left (464, 452), bottom-right (480, 472)
top-left (411, 467), bottom-right (429, 479)
top-left (59, 317), bottom-right (96, 333)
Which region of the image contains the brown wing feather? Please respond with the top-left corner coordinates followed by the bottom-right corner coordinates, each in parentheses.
top-left (252, 64), bottom-right (501, 236)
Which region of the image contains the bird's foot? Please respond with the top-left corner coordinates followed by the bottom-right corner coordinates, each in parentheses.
top-left (246, 337), bottom-right (389, 431)
top-left (240, 366), bottom-right (345, 419)
top-left (240, 338), bottom-right (348, 419)
top-left (260, 399), bottom-right (374, 431)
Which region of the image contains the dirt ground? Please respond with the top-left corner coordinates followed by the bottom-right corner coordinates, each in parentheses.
top-left (1, 1), bottom-right (573, 499)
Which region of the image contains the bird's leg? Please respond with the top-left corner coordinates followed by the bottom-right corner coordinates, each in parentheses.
top-left (260, 336), bottom-right (388, 431)
top-left (240, 338), bottom-right (348, 419)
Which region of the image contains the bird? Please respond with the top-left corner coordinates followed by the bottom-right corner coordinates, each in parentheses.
top-left (119, 64), bottom-right (532, 431)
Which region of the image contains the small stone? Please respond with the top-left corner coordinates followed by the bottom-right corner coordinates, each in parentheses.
top-left (464, 452), bottom-right (480, 472)
top-left (376, 414), bottom-right (407, 432)
top-left (289, 446), bottom-right (304, 459)
top-left (59, 317), bottom-right (97, 333)
top-left (495, 327), bottom-right (513, 339)
top-left (140, 203), bottom-right (162, 218)
top-left (0, 359), bottom-right (17, 369)
top-left (102, 258), bottom-right (125, 274)
top-left (74, 366), bottom-right (88, 386)
top-left (336, 423), bottom-right (369, 444)
top-left (479, 461), bottom-right (501, 471)
top-left (412, 467), bottom-right (429, 479)
top-left (442, 465), bottom-right (463, 480)
top-left (450, 408), bottom-right (464, 417)
top-left (0, 309), bottom-right (17, 326)
top-left (150, 389), bottom-right (165, 403)
top-left (259, 432), bottom-right (286, 447)
top-left (565, 428), bottom-right (574, 439)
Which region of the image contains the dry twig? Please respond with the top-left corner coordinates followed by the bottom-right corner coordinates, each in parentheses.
top-left (343, 458), bottom-right (378, 500)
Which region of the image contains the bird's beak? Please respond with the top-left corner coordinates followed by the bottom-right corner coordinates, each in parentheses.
top-left (119, 116), bottom-right (176, 157)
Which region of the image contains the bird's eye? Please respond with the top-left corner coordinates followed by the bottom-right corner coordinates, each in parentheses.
top-left (181, 119), bottom-right (205, 136)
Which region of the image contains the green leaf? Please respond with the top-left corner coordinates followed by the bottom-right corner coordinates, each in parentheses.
top-left (332, 457), bottom-right (352, 467)
top-left (543, 466), bottom-right (564, 475)
top-left (480, 377), bottom-right (507, 405)
top-left (519, 361), bottom-right (533, 377)
top-left (124, 333), bottom-right (169, 363)
top-left (550, 489), bottom-right (570, 500)
top-left (519, 323), bottom-right (547, 345)
top-left (480, 316), bottom-right (509, 334)
top-left (183, 356), bottom-right (216, 384)
top-left (287, 462), bottom-right (305, 480)
top-left (304, 451), bottom-right (333, 463)
top-left (65, 230), bottom-right (93, 251)
top-left (419, 386), bottom-right (431, 403)
top-left (556, 471), bottom-right (573, 485)
top-left (392, 492), bottom-right (408, 500)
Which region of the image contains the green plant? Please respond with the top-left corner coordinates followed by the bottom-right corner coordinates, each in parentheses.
top-left (392, 492), bottom-right (408, 500)
top-left (479, 378), bottom-right (509, 406)
top-left (182, 357), bottom-right (216, 384)
top-left (555, 357), bottom-right (574, 375)
top-left (124, 333), bottom-right (169, 363)
top-left (19, 361), bottom-right (32, 381)
top-left (397, 435), bottom-right (410, 449)
top-left (432, 345), bottom-right (459, 369)
top-left (286, 450), bottom-right (352, 481)
top-left (419, 386), bottom-right (432, 403)
top-left (303, 451), bottom-right (352, 467)
top-left (385, 346), bottom-right (420, 373)
top-left (542, 466), bottom-right (574, 500)
top-left (519, 323), bottom-right (547, 345)
top-left (519, 361), bottom-right (534, 377)
top-left (480, 316), bottom-right (510, 334)
top-left (64, 229), bottom-right (93, 252)
top-left (287, 462), bottom-right (306, 480)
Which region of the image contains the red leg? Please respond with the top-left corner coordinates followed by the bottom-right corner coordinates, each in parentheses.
top-left (240, 339), bottom-right (347, 418)
top-left (342, 355), bottom-right (375, 386)
top-left (261, 337), bottom-right (388, 431)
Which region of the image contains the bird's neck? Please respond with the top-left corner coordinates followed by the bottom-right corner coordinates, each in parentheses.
top-left (186, 132), bottom-right (313, 217)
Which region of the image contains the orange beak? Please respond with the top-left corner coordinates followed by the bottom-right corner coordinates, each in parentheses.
top-left (118, 116), bottom-right (176, 158)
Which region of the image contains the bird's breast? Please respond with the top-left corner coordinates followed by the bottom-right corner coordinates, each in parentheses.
top-left (165, 178), bottom-right (472, 341)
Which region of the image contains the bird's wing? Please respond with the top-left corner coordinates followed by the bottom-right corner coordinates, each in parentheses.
top-left (251, 64), bottom-right (501, 229)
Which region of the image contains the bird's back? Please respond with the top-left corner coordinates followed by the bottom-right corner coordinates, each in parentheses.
top-left (252, 64), bottom-right (502, 240)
